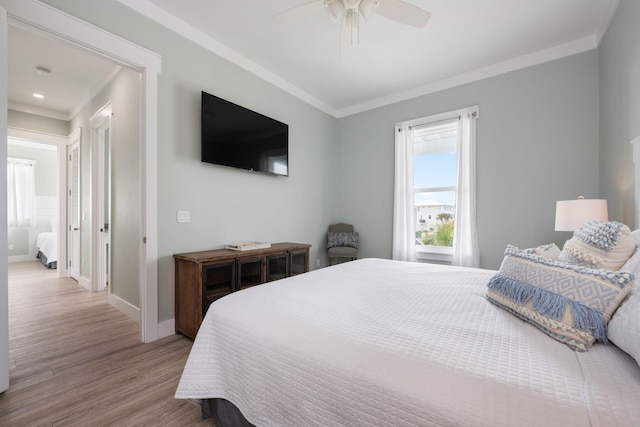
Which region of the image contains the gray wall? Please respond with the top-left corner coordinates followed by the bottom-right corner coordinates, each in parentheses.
top-left (335, 51), bottom-right (600, 270)
top-left (599, 0), bottom-right (640, 228)
top-left (42, 0), bottom-right (337, 322)
top-left (69, 67), bottom-right (141, 307)
top-left (8, 110), bottom-right (69, 136)
top-left (39, 0), bottom-right (617, 320)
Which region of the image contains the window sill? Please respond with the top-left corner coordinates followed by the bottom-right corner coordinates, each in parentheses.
top-left (416, 246), bottom-right (453, 263)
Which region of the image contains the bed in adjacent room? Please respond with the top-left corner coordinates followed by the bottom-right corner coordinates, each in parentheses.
top-left (36, 230), bottom-right (57, 269)
top-left (175, 223), bottom-right (640, 426)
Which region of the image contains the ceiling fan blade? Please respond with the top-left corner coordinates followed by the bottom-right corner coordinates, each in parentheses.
top-left (376, 0), bottom-right (431, 28)
top-left (272, 1), bottom-right (326, 24)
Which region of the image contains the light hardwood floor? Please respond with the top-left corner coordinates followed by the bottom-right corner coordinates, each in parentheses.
top-left (0, 261), bottom-right (214, 427)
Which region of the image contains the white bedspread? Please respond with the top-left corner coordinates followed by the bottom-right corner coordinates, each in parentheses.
top-left (175, 258), bottom-right (640, 426)
top-left (37, 231), bottom-right (57, 263)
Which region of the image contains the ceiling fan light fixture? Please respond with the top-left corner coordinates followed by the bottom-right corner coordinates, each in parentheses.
top-left (324, 0), bottom-right (345, 23)
top-left (344, 0), bottom-right (360, 7)
top-left (359, 0), bottom-right (380, 20)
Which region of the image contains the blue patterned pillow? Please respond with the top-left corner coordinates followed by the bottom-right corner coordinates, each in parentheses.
top-left (327, 232), bottom-right (359, 249)
top-left (486, 245), bottom-right (634, 351)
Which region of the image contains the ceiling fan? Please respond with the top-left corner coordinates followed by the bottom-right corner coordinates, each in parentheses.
top-left (273, 0), bottom-right (431, 55)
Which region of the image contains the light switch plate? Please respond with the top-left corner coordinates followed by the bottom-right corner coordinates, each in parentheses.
top-left (177, 210), bottom-right (190, 223)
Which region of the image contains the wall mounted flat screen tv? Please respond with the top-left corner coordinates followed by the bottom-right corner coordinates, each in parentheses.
top-left (201, 91), bottom-right (289, 176)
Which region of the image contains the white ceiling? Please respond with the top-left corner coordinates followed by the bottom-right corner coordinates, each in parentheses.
top-left (8, 24), bottom-right (121, 121)
top-left (119, 0), bottom-right (619, 117)
top-left (8, 0), bottom-right (620, 121)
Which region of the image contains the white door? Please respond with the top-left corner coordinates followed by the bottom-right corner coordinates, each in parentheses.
top-left (67, 132), bottom-right (81, 280)
top-left (98, 124), bottom-right (111, 290)
top-left (91, 104), bottom-right (112, 292)
top-left (1, 4), bottom-right (10, 393)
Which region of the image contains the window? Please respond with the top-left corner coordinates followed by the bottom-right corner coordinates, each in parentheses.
top-left (392, 106), bottom-right (479, 267)
top-left (7, 157), bottom-right (36, 228)
top-left (413, 119), bottom-right (458, 261)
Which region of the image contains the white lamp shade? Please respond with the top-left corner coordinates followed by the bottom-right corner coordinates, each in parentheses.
top-left (555, 199), bottom-right (608, 231)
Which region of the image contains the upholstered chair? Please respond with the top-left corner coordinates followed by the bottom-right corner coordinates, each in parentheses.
top-left (327, 223), bottom-right (359, 266)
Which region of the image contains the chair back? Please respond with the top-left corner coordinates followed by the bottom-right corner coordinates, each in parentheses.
top-left (328, 223), bottom-right (353, 233)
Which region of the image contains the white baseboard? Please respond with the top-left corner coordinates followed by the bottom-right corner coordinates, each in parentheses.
top-left (78, 276), bottom-right (91, 291)
top-left (8, 255), bottom-right (36, 263)
top-left (157, 318), bottom-right (175, 339)
top-left (108, 293), bottom-right (141, 323)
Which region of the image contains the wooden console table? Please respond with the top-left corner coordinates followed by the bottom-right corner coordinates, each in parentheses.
top-left (174, 242), bottom-right (311, 339)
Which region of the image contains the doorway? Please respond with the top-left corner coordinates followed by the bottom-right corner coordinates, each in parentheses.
top-left (1, 1), bottom-right (161, 359)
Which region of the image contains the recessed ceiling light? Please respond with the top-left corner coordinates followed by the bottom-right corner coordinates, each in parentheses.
top-left (35, 66), bottom-right (51, 76)
top-left (33, 93), bottom-right (44, 99)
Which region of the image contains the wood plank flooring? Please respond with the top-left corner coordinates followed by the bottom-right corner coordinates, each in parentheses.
top-left (0, 261), bottom-right (215, 427)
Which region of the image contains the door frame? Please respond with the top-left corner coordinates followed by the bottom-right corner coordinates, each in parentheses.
top-left (1, 3), bottom-right (8, 394)
top-left (90, 102), bottom-right (112, 293)
top-left (1, 0), bottom-right (161, 343)
top-left (67, 128), bottom-right (81, 281)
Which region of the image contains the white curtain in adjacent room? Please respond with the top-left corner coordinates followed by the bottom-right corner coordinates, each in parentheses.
top-left (392, 124), bottom-right (416, 262)
top-left (7, 157), bottom-right (35, 228)
top-left (452, 111), bottom-right (479, 268)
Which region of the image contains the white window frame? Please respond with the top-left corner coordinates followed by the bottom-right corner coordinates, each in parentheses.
top-left (392, 106), bottom-right (479, 267)
top-left (412, 117), bottom-right (459, 263)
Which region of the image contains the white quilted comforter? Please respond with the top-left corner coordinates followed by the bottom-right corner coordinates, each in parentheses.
top-left (175, 258), bottom-right (640, 426)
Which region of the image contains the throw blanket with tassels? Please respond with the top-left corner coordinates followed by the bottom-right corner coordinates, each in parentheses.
top-left (486, 245), bottom-right (634, 351)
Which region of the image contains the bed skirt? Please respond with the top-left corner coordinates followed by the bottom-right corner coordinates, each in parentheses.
top-left (36, 251), bottom-right (57, 269)
top-left (201, 399), bottom-right (254, 427)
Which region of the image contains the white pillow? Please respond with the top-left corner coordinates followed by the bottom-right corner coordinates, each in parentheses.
top-left (526, 243), bottom-right (560, 260)
top-left (559, 221), bottom-right (635, 270)
top-left (608, 229), bottom-right (640, 365)
top-left (608, 281), bottom-right (640, 365)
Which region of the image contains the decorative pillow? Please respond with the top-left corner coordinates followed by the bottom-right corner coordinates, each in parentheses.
top-left (607, 281), bottom-right (640, 365)
top-left (486, 245), bottom-right (634, 351)
top-left (525, 243), bottom-right (560, 260)
top-left (327, 231), bottom-right (359, 249)
top-left (558, 220), bottom-right (635, 270)
top-left (608, 230), bottom-right (640, 366)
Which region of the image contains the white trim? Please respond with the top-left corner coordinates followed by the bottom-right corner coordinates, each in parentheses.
top-left (89, 102), bottom-right (112, 294)
top-left (341, 37), bottom-right (596, 118)
top-left (67, 128), bottom-right (81, 281)
top-left (596, 0), bottom-right (621, 46)
top-left (109, 293), bottom-right (141, 323)
top-left (157, 318), bottom-right (176, 340)
top-left (68, 64), bottom-right (123, 122)
top-left (2, 0), bottom-right (161, 343)
top-left (115, 0), bottom-right (336, 118)
top-left (0, 3), bottom-right (8, 393)
top-left (115, 0), bottom-right (603, 119)
top-left (7, 101), bottom-right (68, 121)
top-left (78, 275), bottom-right (91, 292)
top-left (7, 255), bottom-right (35, 263)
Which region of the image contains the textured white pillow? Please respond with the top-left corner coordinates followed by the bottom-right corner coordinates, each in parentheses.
top-left (526, 243), bottom-right (561, 260)
top-left (608, 229), bottom-right (640, 365)
top-left (608, 281), bottom-right (640, 365)
top-left (559, 221), bottom-right (635, 270)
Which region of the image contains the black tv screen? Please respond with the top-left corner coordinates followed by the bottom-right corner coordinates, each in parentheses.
top-left (201, 91), bottom-right (289, 176)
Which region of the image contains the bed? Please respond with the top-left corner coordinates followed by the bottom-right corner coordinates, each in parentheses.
top-left (175, 230), bottom-right (640, 426)
top-left (36, 231), bottom-right (57, 269)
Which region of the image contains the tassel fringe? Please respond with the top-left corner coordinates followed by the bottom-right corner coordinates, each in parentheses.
top-left (487, 274), bottom-right (608, 342)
